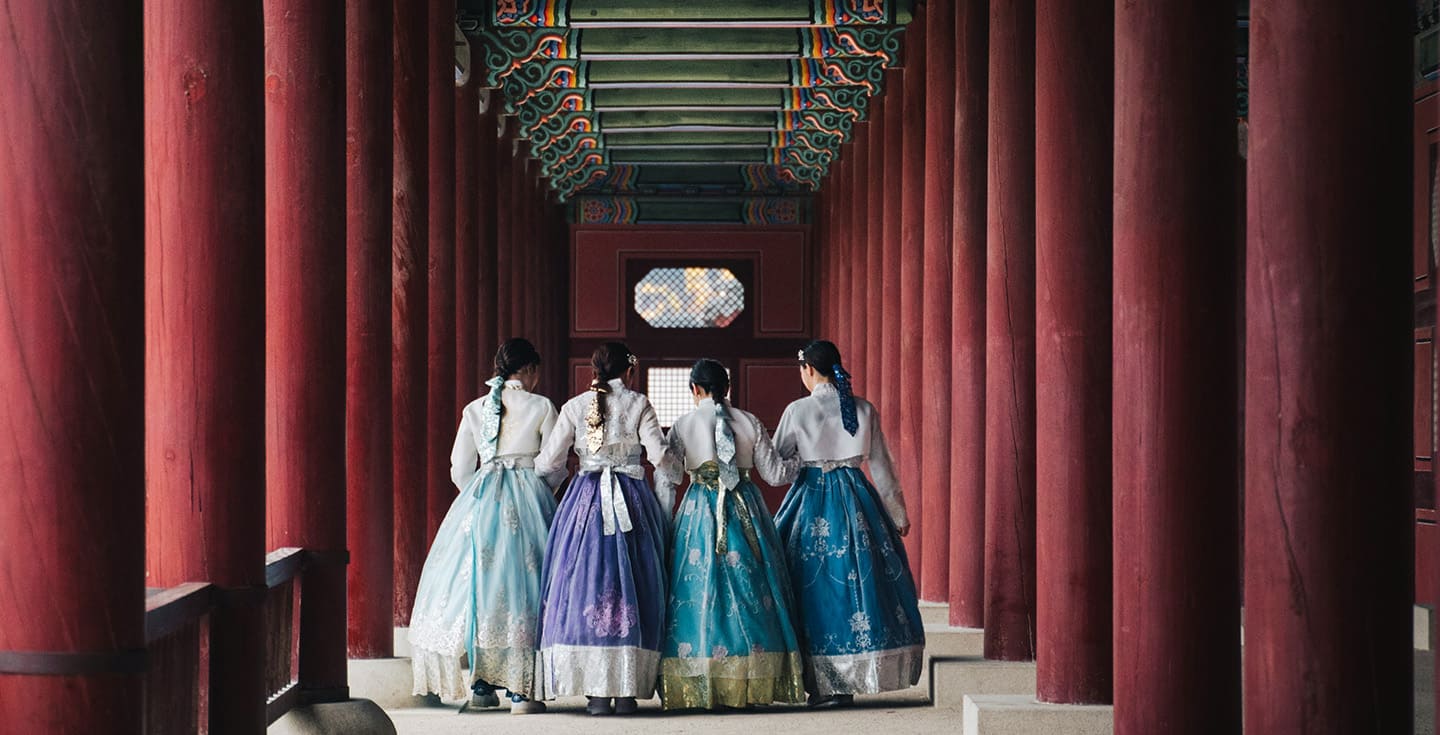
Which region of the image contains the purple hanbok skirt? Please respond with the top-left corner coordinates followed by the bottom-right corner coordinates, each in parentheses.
top-left (534, 469), bottom-right (668, 699)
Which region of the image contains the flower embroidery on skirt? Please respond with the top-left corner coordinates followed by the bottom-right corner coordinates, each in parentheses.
top-left (582, 589), bottom-right (638, 638)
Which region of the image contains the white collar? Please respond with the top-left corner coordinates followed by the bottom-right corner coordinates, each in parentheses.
top-left (504, 379), bottom-right (526, 391)
top-left (810, 381), bottom-right (837, 397)
top-left (606, 378), bottom-right (626, 392)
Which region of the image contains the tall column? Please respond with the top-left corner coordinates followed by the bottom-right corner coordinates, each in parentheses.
top-left (864, 107), bottom-right (884, 392)
top-left (265, 0), bottom-right (349, 695)
top-left (494, 123), bottom-right (514, 342)
top-left (949, 0), bottom-right (989, 630)
top-left (920, 0), bottom-right (956, 603)
top-left (881, 69), bottom-right (904, 531)
top-left (425, 0), bottom-right (457, 542)
top-left (144, 0), bottom-right (267, 731)
top-left (456, 81), bottom-right (480, 404)
top-left (1113, 3), bottom-right (1239, 732)
top-left (475, 94), bottom-right (500, 380)
top-left (848, 137), bottom-right (869, 386)
top-left (391, 0), bottom-right (429, 625)
top-left (837, 153), bottom-right (854, 353)
top-left (345, 0), bottom-right (395, 658)
top-left (1035, 0), bottom-right (1112, 703)
top-left (899, 15), bottom-right (928, 571)
top-left (1244, 2), bottom-right (1412, 731)
top-left (983, 0), bottom-right (1036, 661)
top-left (0, 4), bottom-right (144, 732)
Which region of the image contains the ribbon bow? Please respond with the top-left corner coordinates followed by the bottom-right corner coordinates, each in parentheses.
top-left (580, 460), bottom-right (643, 535)
top-left (478, 376), bottom-right (506, 464)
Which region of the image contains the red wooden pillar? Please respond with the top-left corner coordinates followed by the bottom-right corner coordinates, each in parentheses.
top-left (920, 0), bottom-right (956, 603)
top-left (426, 0), bottom-right (458, 543)
top-left (1244, 2), bottom-right (1412, 731)
top-left (456, 81), bottom-right (481, 404)
top-left (899, 15), bottom-right (928, 572)
top-left (948, 0), bottom-right (989, 630)
top-left (983, 0), bottom-right (1036, 661)
top-left (144, 0), bottom-right (267, 731)
top-left (1034, 0), bottom-right (1112, 703)
top-left (815, 188), bottom-right (830, 340)
top-left (846, 117), bottom-right (869, 380)
top-left (834, 153), bottom-right (852, 351)
top-left (391, 0), bottom-right (429, 625)
top-left (0, 4), bottom-right (144, 731)
top-left (475, 94), bottom-right (500, 380)
top-left (345, 0), bottom-right (395, 659)
top-left (881, 69), bottom-right (904, 496)
top-left (265, 0), bottom-right (349, 696)
top-left (1113, 2), bottom-right (1239, 732)
top-left (863, 108), bottom-right (884, 394)
top-left (494, 122), bottom-right (514, 342)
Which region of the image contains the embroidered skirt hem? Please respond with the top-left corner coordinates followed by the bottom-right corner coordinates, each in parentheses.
top-left (658, 651), bottom-right (805, 709)
top-left (807, 644), bottom-right (925, 696)
top-left (534, 644), bottom-right (661, 699)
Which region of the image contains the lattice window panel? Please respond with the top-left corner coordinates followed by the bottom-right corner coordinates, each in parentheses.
top-left (634, 267), bottom-right (744, 329)
top-left (647, 368), bottom-right (694, 428)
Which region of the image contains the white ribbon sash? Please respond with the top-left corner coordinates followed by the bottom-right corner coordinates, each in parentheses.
top-left (579, 459), bottom-right (644, 535)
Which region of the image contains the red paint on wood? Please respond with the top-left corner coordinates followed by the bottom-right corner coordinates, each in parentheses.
top-left (345, 0), bottom-right (395, 659)
top-left (494, 124), bottom-right (514, 342)
top-left (983, 0), bottom-right (1036, 662)
top-left (0, 3), bottom-right (145, 730)
top-left (476, 100), bottom-right (500, 385)
top-left (920, 0), bottom-right (956, 604)
top-left (143, 0), bottom-right (268, 729)
top-left (1034, 0), bottom-right (1113, 703)
top-left (848, 129), bottom-right (869, 389)
top-left (881, 70), bottom-right (904, 544)
top-left (391, 0), bottom-right (429, 625)
top-left (265, 0), bottom-right (349, 691)
top-left (1113, 3), bottom-right (1239, 731)
top-left (456, 82), bottom-right (481, 405)
top-left (948, 0), bottom-right (989, 630)
top-left (899, 15), bottom-right (928, 579)
top-left (425, 0), bottom-right (458, 544)
top-left (863, 105), bottom-right (884, 408)
top-left (1244, 2), bottom-right (1413, 731)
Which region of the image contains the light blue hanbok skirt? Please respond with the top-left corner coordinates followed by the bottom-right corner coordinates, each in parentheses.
top-left (659, 465), bottom-right (806, 709)
top-left (774, 465), bottom-right (925, 696)
top-left (408, 463), bottom-right (557, 700)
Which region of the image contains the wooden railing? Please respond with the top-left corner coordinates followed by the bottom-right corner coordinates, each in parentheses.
top-left (142, 547), bottom-right (342, 733)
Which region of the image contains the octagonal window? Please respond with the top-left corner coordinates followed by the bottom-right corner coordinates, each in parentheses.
top-left (633, 267), bottom-right (744, 329)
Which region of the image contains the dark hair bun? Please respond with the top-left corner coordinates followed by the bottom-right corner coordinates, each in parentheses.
top-left (799, 340), bottom-right (843, 374)
top-left (494, 338), bottom-right (541, 378)
top-left (689, 358), bottom-right (730, 400)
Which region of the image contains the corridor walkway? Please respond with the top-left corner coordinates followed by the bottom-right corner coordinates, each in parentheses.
top-left (388, 688), bottom-right (940, 735)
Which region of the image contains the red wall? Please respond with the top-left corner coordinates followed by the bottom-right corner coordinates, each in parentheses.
top-left (567, 224), bottom-right (815, 509)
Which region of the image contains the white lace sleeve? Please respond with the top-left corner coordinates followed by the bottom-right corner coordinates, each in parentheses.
top-left (449, 411), bottom-right (478, 492)
top-left (866, 408), bottom-right (910, 529)
top-left (535, 399), bottom-right (576, 481)
top-left (652, 428), bottom-right (685, 515)
top-left (749, 412), bottom-right (798, 486)
top-left (535, 399), bottom-right (568, 490)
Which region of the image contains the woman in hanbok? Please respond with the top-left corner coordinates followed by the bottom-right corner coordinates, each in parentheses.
top-left (533, 341), bottom-right (669, 716)
top-left (409, 338), bottom-right (565, 714)
top-left (653, 359), bottom-right (806, 710)
top-left (773, 340), bottom-right (926, 707)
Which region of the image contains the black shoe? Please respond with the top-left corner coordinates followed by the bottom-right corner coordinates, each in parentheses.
top-left (586, 697), bottom-right (615, 716)
top-left (614, 697), bottom-right (638, 715)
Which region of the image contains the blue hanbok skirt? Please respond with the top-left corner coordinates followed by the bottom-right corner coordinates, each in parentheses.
top-left (408, 465), bottom-right (557, 700)
top-left (774, 466), bottom-right (926, 696)
top-left (534, 468), bottom-right (669, 699)
top-left (659, 470), bottom-right (806, 709)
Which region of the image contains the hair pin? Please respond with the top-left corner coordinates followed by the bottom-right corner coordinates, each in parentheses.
top-left (796, 349), bottom-right (806, 362)
top-left (627, 353), bottom-right (638, 366)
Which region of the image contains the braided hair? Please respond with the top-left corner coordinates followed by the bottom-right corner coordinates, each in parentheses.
top-left (587, 341), bottom-right (636, 451)
top-left (799, 339), bottom-right (858, 435)
top-left (688, 358), bottom-right (730, 401)
top-left (480, 338), bottom-right (542, 461)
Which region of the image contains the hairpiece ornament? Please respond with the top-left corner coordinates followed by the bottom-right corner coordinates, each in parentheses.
top-left (627, 353), bottom-right (638, 366)
top-left (797, 349), bottom-right (807, 363)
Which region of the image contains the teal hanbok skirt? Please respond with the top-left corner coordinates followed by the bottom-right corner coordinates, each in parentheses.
top-left (774, 465), bottom-right (925, 696)
top-left (659, 465), bottom-right (806, 710)
top-left (408, 463), bottom-right (557, 700)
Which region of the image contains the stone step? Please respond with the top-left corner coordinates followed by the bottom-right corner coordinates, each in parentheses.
top-left (963, 694), bottom-right (1113, 735)
top-left (925, 623), bottom-right (985, 659)
top-left (919, 601), bottom-right (950, 625)
top-left (930, 656), bottom-right (1037, 710)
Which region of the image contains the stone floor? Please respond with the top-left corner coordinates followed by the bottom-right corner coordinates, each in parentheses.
top-left (388, 687), bottom-right (950, 734)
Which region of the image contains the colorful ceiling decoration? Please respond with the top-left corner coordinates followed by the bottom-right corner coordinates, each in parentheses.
top-left (460, 0), bottom-right (914, 204)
